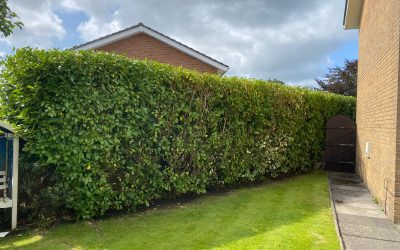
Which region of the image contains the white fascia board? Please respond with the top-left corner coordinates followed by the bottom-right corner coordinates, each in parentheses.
top-left (75, 26), bottom-right (144, 50)
top-left (75, 26), bottom-right (229, 74)
top-left (0, 121), bottom-right (15, 133)
top-left (344, 0), bottom-right (364, 30)
top-left (143, 27), bottom-right (229, 73)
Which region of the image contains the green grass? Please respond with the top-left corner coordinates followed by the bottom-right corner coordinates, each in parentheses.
top-left (0, 171), bottom-right (339, 250)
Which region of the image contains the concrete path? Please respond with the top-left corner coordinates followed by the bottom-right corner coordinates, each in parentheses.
top-left (328, 172), bottom-right (400, 250)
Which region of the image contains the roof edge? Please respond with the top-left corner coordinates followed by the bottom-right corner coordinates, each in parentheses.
top-left (72, 23), bottom-right (229, 74)
top-left (0, 121), bottom-right (15, 133)
top-left (343, 0), bottom-right (364, 30)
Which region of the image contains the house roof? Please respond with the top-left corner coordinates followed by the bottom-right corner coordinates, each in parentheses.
top-left (72, 23), bottom-right (229, 74)
top-left (343, 0), bottom-right (364, 29)
top-left (0, 121), bottom-right (15, 133)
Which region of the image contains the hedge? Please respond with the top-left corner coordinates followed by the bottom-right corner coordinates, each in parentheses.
top-left (0, 48), bottom-right (355, 220)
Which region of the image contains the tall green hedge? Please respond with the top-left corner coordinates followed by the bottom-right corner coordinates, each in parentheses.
top-left (0, 48), bottom-right (355, 220)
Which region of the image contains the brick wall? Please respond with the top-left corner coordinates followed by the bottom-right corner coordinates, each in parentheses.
top-left (356, 0), bottom-right (400, 222)
top-left (95, 33), bottom-right (219, 74)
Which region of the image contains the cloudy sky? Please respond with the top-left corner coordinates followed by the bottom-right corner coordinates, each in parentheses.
top-left (0, 0), bottom-right (358, 87)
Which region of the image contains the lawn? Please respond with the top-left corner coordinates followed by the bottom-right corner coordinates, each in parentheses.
top-left (0, 171), bottom-right (339, 250)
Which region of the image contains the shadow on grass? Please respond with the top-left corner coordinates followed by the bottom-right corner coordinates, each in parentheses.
top-left (0, 171), bottom-right (339, 250)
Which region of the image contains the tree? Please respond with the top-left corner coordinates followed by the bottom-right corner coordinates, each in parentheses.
top-left (316, 59), bottom-right (357, 97)
top-left (268, 78), bottom-right (285, 85)
top-left (0, 0), bottom-right (23, 37)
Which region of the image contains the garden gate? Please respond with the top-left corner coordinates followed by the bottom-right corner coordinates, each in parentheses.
top-left (325, 115), bottom-right (355, 172)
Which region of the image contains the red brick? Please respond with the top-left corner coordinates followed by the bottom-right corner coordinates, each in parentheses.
top-left (95, 33), bottom-right (219, 74)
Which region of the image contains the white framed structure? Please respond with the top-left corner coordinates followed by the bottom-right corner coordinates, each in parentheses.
top-left (0, 121), bottom-right (19, 230)
top-left (343, 0), bottom-right (364, 29)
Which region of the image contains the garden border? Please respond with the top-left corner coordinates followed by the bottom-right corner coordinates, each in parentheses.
top-left (328, 175), bottom-right (346, 250)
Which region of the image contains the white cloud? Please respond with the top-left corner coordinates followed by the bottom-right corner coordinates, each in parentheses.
top-left (1, 0), bottom-right (66, 48)
top-left (77, 15), bottom-right (122, 41)
top-left (56, 0), bottom-right (123, 41)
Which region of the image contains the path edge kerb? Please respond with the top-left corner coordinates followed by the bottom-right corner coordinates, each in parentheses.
top-left (328, 174), bottom-right (346, 250)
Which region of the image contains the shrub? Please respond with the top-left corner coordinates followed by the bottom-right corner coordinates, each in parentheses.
top-left (0, 48), bottom-right (355, 220)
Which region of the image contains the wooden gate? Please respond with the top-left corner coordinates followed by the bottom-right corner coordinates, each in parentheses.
top-left (325, 115), bottom-right (355, 172)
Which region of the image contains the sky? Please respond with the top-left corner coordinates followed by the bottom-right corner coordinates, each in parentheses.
top-left (0, 0), bottom-right (359, 87)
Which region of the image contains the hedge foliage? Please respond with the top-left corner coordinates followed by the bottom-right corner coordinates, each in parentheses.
top-left (0, 48), bottom-right (355, 220)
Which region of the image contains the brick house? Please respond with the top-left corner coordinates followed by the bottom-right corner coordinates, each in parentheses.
top-left (73, 22), bottom-right (229, 75)
top-left (344, 0), bottom-right (400, 222)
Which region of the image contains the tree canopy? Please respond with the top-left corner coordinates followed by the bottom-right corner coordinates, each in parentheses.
top-left (316, 59), bottom-right (357, 97)
top-left (0, 0), bottom-right (23, 37)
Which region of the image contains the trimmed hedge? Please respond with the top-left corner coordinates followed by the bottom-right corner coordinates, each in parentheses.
top-left (0, 48), bottom-right (355, 220)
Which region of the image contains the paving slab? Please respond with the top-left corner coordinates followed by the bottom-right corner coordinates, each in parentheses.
top-left (331, 184), bottom-right (369, 193)
top-left (337, 213), bottom-right (394, 228)
top-left (328, 172), bottom-right (400, 250)
top-left (340, 222), bottom-right (400, 242)
top-left (342, 235), bottom-right (400, 250)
